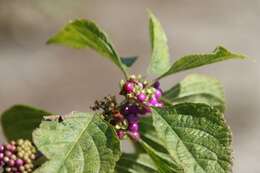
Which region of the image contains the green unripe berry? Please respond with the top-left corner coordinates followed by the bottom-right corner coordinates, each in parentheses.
top-left (5, 167), bottom-right (11, 172)
top-left (17, 139), bottom-right (24, 145)
top-left (19, 166), bottom-right (25, 171)
top-left (4, 156), bottom-right (9, 162)
top-left (30, 154), bottom-right (35, 160)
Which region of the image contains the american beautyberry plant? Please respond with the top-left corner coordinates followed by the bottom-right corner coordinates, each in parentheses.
top-left (0, 11), bottom-right (247, 173)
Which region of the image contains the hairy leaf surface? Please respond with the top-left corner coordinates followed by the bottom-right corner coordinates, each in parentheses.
top-left (33, 112), bottom-right (121, 173)
top-left (159, 46), bottom-right (246, 79)
top-left (47, 19), bottom-right (127, 76)
top-left (152, 103), bottom-right (232, 173)
top-left (163, 74), bottom-right (225, 112)
top-left (148, 12), bottom-right (170, 75)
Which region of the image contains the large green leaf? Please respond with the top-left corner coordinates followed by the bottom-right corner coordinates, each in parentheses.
top-left (1, 105), bottom-right (51, 141)
top-left (33, 112), bottom-right (121, 173)
top-left (163, 74), bottom-right (225, 112)
top-left (115, 153), bottom-right (158, 173)
top-left (152, 103), bottom-right (232, 173)
top-left (147, 11), bottom-right (170, 75)
top-left (47, 19), bottom-right (128, 77)
top-left (159, 46), bottom-right (246, 79)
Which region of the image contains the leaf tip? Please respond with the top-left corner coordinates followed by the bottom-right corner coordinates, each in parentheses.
top-left (216, 45), bottom-right (249, 60)
top-left (46, 38), bottom-right (54, 45)
top-left (146, 8), bottom-right (153, 16)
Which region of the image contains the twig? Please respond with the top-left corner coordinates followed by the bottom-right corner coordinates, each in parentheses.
top-left (43, 111), bottom-right (78, 122)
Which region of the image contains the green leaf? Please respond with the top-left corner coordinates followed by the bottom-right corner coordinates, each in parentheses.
top-left (148, 11), bottom-right (170, 75)
top-left (47, 19), bottom-right (128, 77)
top-left (115, 153), bottom-right (158, 173)
top-left (1, 105), bottom-right (51, 141)
top-left (136, 117), bottom-right (184, 173)
top-left (159, 46), bottom-right (246, 79)
top-left (139, 116), bottom-right (168, 154)
top-left (163, 74), bottom-right (225, 112)
top-left (152, 103), bottom-right (232, 173)
top-left (130, 116), bottom-right (183, 173)
top-left (33, 112), bottom-right (121, 173)
top-left (138, 139), bottom-right (183, 173)
top-left (121, 56), bottom-right (138, 67)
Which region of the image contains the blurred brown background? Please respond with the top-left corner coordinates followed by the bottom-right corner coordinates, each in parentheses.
top-left (0, 0), bottom-right (259, 172)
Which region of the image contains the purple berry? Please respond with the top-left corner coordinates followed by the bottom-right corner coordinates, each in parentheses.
top-left (15, 159), bottom-right (23, 166)
top-left (10, 145), bottom-right (16, 152)
top-left (153, 81), bottom-right (160, 89)
top-left (0, 153), bottom-right (4, 159)
top-left (5, 151), bottom-right (12, 157)
top-left (128, 122), bottom-right (139, 132)
top-left (116, 130), bottom-right (125, 139)
top-left (148, 96), bottom-right (158, 106)
top-left (155, 102), bottom-right (164, 108)
top-left (6, 144), bottom-right (14, 151)
top-left (137, 93), bottom-right (147, 102)
top-left (122, 105), bottom-right (130, 114)
top-left (129, 131), bottom-right (140, 140)
top-left (0, 161), bottom-right (4, 167)
top-left (8, 160), bottom-right (15, 166)
top-left (0, 139), bottom-right (36, 173)
top-left (122, 104), bottom-right (139, 115)
top-left (129, 105), bottom-right (139, 114)
top-left (0, 145), bottom-right (4, 152)
top-left (126, 114), bottom-right (139, 123)
top-left (154, 89), bottom-right (162, 98)
top-left (124, 82), bottom-right (134, 93)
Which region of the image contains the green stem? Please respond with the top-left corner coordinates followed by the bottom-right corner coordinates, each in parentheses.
top-left (122, 69), bottom-right (129, 79)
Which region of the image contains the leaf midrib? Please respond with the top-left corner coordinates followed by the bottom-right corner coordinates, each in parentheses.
top-left (57, 115), bottom-right (100, 173)
top-left (72, 24), bottom-right (112, 56)
top-left (166, 54), bottom-right (242, 76)
top-left (72, 23), bottom-right (124, 74)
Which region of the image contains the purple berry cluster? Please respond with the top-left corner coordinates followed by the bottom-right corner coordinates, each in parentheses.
top-left (117, 75), bottom-right (164, 139)
top-left (120, 75), bottom-right (163, 108)
top-left (0, 139), bottom-right (36, 173)
top-left (91, 75), bottom-right (164, 140)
